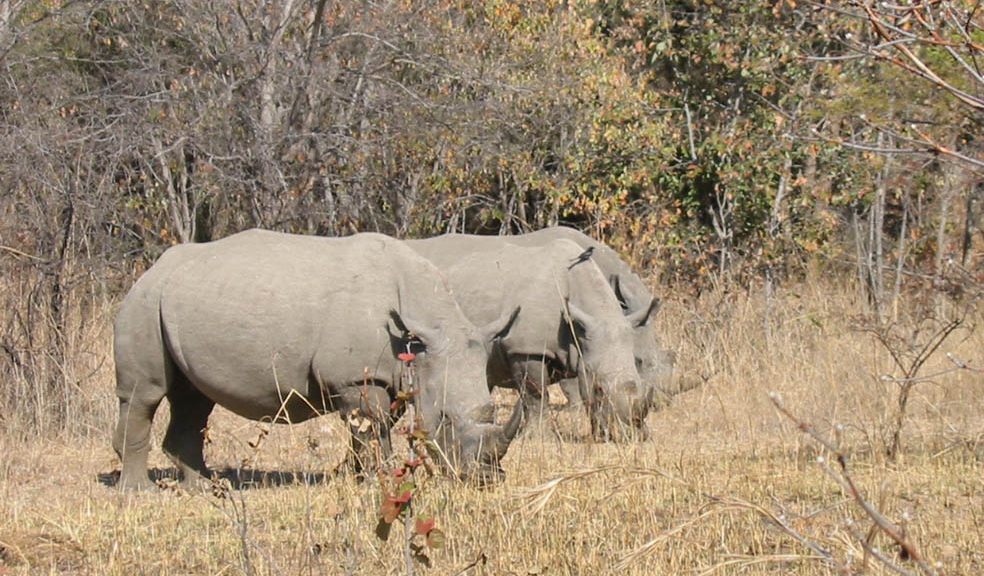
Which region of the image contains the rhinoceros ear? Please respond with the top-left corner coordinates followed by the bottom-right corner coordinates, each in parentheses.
top-left (626, 296), bottom-right (661, 328)
top-left (389, 309), bottom-right (446, 351)
top-left (480, 306), bottom-right (521, 344)
top-left (563, 298), bottom-right (596, 332)
top-left (610, 274), bottom-right (630, 312)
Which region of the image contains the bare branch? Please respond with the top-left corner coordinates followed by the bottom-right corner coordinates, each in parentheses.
top-left (859, 1), bottom-right (984, 110)
top-left (0, 244), bottom-right (44, 262)
top-left (769, 393), bottom-right (939, 576)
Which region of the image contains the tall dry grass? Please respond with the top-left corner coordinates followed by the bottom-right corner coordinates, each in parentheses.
top-left (0, 263), bottom-right (121, 440)
top-left (0, 275), bottom-right (981, 575)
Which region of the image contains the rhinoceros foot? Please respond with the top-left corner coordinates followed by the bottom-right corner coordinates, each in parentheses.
top-left (114, 472), bottom-right (158, 492)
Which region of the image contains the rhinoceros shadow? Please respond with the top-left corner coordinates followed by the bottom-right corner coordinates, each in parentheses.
top-left (98, 466), bottom-right (332, 490)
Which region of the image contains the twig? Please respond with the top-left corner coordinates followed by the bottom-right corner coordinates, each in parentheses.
top-left (450, 552), bottom-right (488, 576)
top-left (945, 352), bottom-right (983, 373)
top-left (614, 506), bottom-right (725, 571)
top-left (516, 465), bottom-right (622, 516)
top-left (0, 244), bottom-right (44, 262)
top-left (697, 553), bottom-right (832, 576)
top-left (521, 464), bottom-right (845, 573)
top-left (707, 495), bottom-right (837, 566)
top-left (845, 522), bottom-right (920, 576)
top-left (769, 393), bottom-right (939, 576)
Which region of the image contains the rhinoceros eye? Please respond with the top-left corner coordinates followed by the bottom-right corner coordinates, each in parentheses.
top-left (404, 336), bottom-right (427, 356)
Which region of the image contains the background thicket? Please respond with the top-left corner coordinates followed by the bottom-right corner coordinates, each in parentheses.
top-left (0, 1), bottom-right (981, 431)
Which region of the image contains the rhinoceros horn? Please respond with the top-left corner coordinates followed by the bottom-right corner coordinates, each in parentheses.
top-left (493, 395), bottom-right (527, 455)
top-left (610, 274), bottom-right (629, 312)
top-left (480, 305), bottom-right (522, 343)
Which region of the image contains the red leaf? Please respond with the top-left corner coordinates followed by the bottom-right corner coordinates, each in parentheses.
top-left (392, 490), bottom-right (412, 504)
top-left (398, 352), bottom-right (416, 363)
top-left (414, 516), bottom-right (436, 536)
top-left (379, 498), bottom-right (402, 524)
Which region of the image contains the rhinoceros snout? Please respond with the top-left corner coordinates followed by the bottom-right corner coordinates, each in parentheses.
top-left (618, 380), bottom-right (640, 395)
top-left (607, 380), bottom-right (646, 415)
top-left (587, 380), bottom-right (652, 442)
top-left (452, 445), bottom-right (508, 486)
top-left (463, 461), bottom-right (507, 487)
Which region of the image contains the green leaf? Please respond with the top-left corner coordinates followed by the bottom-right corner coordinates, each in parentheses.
top-left (394, 486), bottom-right (414, 503)
top-left (426, 528), bottom-right (446, 549)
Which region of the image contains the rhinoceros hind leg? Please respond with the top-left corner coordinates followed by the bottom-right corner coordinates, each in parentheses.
top-left (113, 397), bottom-right (162, 491)
top-left (161, 380), bottom-right (215, 488)
top-left (337, 385), bottom-right (392, 478)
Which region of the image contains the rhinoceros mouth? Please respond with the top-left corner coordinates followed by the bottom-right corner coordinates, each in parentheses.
top-left (463, 464), bottom-right (506, 487)
top-left (428, 398), bottom-right (526, 485)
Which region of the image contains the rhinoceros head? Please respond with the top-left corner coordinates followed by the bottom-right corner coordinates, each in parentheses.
top-left (564, 299), bottom-right (649, 441)
top-left (621, 294), bottom-right (703, 411)
top-left (429, 396), bottom-right (526, 484)
top-left (622, 296), bottom-right (674, 407)
top-left (389, 306), bottom-right (523, 483)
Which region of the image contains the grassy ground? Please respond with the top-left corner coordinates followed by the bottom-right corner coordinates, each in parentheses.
top-left (0, 279), bottom-right (981, 575)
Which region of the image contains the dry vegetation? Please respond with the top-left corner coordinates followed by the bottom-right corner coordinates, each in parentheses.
top-left (0, 274), bottom-right (981, 576)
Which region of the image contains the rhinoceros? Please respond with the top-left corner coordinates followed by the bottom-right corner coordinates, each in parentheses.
top-left (408, 237), bottom-right (651, 440)
top-left (112, 229), bottom-right (524, 490)
top-left (500, 226), bottom-right (697, 407)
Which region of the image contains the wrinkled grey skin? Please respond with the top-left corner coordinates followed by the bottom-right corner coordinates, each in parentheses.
top-left (409, 237), bottom-right (650, 440)
top-left (112, 229), bottom-right (524, 490)
top-left (507, 227), bottom-right (698, 408)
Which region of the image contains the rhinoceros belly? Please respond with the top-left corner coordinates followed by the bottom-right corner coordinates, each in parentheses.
top-left (158, 258), bottom-right (335, 421)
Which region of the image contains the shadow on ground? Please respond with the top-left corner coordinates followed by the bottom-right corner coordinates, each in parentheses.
top-left (97, 466), bottom-right (333, 490)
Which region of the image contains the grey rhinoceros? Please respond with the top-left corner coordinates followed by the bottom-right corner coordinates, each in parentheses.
top-left (408, 237), bottom-right (651, 440)
top-left (112, 229), bottom-right (524, 490)
top-left (501, 226), bottom-right (697, 407)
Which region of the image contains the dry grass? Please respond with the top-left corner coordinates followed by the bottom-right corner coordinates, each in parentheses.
top-left (1, 278), bottom-right (982, 575)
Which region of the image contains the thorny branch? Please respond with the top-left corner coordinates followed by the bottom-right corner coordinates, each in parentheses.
top-left (858, 1), bottom-right (984, 110)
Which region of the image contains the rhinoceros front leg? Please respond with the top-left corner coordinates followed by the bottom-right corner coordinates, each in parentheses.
top-left (557, 377), bottom-right (583, 410)
top-left (336, 385), bottom-right (392, 478)
top-left (161, 381), bottom-right (215, 488)
top-left (510, 358), bottom-right (553, 426)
